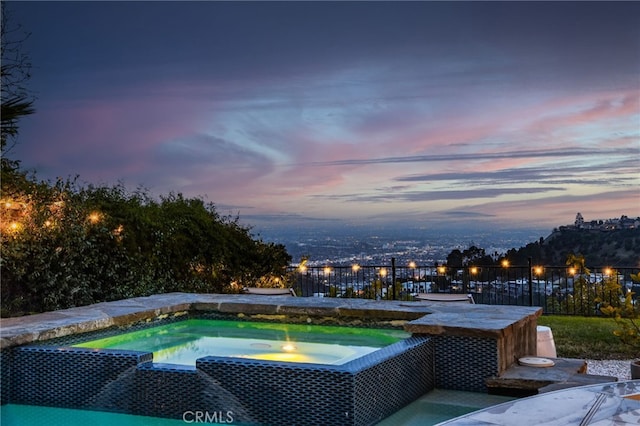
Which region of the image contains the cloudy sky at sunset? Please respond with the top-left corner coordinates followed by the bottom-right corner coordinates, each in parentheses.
top-left (8, 1), bottom-right (640, 233)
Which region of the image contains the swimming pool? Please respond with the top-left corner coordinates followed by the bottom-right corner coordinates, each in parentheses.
top-left (2, 390), bottom-right (516, 426)
top-left (72, 319), bottom-right (409, 366)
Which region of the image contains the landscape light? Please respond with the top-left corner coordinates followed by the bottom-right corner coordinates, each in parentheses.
top-left (299, 264), bottom-right (307, 273)
top-left (603, 268), bottom-right (612, 277)
top-left (437, 265), bottom-right (446, 275)
top-left (501, 259), bottom-right (509, 268)
top-left (379, 268), bottom-right (387, 278)
top-left (352, 264), bottom-right (360, 273)
top-left (88, 212), bottom-right (102, 224)
top-left (408, 261), bottom-right (416, 269)
top-left (568, 267), bottom-right (577, 276)
top-left (470, 267), bottom-right (478, 275)
top-left (323, 266), bottom-right (332, 275)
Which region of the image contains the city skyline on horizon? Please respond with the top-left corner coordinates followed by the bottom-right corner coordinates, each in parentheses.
top-left (249, 211), bottom-right (637, 237)
top-left (7, 2), bottom-right (639, 231)
top-left (256, 216), bottom-right (639, 268)
top-left (241, 209), bottom-right (639, 239)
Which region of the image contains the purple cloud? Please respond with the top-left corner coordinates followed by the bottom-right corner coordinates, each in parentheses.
top-left (7, 1), bottom-right (639, 232)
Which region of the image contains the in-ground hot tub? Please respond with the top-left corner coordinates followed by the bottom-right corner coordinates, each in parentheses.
top-left (11, 317), bottom-right (435, 426)
top-left (72, 319), bottom-right (406, 366)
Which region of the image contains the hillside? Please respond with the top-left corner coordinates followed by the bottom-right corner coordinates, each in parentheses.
top-left (505, 228), bottom-right (640, 267)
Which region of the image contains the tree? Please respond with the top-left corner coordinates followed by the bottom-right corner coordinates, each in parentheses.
top-left (462, 245), bottom-right (493, 265)
top-left (446, 249), bottom-right (463, 268)
top-left (1, 6), bottom-right (35, 151)
top-left (446, 246), bottom-right (494, 268)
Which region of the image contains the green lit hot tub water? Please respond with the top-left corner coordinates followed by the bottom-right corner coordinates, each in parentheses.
top-left (72, 319), bottom-right (410, 366)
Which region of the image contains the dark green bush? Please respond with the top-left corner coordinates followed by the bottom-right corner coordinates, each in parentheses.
top-left (1, 164), bottom-right (291, 317)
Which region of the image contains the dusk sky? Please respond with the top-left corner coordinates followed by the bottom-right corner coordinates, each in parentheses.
top-left (8, 1), bottom-right (640, 233)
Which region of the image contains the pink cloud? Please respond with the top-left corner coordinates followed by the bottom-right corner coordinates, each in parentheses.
top-left (15, 65), bottom-right (637, 227)
top-left (522, 91), bottom-right (638, 138)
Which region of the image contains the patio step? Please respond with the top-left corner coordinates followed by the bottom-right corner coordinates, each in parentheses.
top-left (486, 358), bottom-right (618, 397)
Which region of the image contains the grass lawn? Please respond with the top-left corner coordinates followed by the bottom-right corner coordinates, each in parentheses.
top-left (537, 315), bottom-right (638, 360)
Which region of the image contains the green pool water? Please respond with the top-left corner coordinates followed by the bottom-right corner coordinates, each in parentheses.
top-left (376, 389), bottom-right (516, 425)
top-left (1, 390), bottom-right (515, 426)
top-left (72, 319), bottom-right (410, 366)
top-left (1, 405), bottom-right (184, 426)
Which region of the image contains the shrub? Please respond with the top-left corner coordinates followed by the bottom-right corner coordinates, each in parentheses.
top-left (600, 273), bottom-right (640, 352)
top-left (545, 253), bottom-right (623, 316)
top-left (1, 166), bottom-right (291, 317)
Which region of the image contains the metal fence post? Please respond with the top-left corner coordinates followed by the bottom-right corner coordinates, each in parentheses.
top-left (528, 257), bottom-right (533, 306)
top-left (391, 257), bottom-right (396, 300)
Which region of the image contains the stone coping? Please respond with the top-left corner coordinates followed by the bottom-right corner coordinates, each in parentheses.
top-left (0, 292), bottom-right (541, 349)
top-left (486, 358), bottom-right (619, 396)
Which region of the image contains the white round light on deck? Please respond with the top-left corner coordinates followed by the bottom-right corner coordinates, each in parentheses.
top-left (518, 357), bottom-right (555, 368)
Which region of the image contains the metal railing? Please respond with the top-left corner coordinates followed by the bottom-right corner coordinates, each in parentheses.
top-left (286, 258), bottom-right (639, 315)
